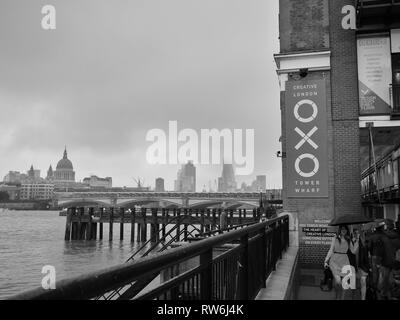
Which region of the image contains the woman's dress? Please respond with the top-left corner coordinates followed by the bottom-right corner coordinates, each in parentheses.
top-left (328, 237), bottom-right (351, 278)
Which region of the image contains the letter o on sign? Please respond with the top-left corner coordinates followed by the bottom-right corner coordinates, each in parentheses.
top-left (295, 154), bottom-right (319, 178)
top-left (294, 100), bottom-right (318, 123)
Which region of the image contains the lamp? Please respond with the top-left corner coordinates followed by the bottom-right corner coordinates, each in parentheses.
top-left (299, 68), bottom-right (308, 78)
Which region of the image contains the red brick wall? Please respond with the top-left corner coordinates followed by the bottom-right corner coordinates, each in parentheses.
top-left (329, 0), bottom-right (362, 218)
top-left (279, 0), bottom-right (330, 53)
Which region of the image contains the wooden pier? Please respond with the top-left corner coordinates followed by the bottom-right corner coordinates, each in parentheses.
top-left (61, 207), bottom-right (261, 242)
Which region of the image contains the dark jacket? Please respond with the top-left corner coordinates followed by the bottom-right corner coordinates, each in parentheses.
top-left (385, 230), bottom-right (400, 249)
top-left (358, 241), bottom-right (370, 273)
top-left (369, 230), bottom-right (396, 268)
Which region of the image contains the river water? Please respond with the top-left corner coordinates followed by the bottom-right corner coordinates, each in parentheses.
top-left (0, 210), bottom-right (149, 299)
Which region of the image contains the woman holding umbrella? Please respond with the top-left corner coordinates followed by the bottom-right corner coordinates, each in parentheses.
top-left (324, 225), bottom-right (359, 300)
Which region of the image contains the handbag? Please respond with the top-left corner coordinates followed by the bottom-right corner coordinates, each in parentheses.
top-left (320, 266), bottom-right (333, 292)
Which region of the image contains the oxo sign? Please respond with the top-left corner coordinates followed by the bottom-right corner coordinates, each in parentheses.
top-left (285, 79), bottom-right (328, 198)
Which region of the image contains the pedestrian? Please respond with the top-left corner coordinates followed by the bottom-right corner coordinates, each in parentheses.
top-left (368, 221), bottom-right (396, 300)
top-left (389, 260), bottom-right (400, 300)
top-left (355, 229), bottom-right (370, 300)
top-left (385, 220), bottom-right (400, 257)
top-left (324, 225), bottom-right (359, 300)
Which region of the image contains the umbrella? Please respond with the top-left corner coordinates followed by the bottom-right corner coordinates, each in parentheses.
top-left (329, 214), bottom-right (373, 226)
top-left (362, 218), bottom-right (394, 231)
top-left (362, 221), bottom-right (379, 232)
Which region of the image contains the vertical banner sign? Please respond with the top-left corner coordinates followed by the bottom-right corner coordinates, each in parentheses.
top-left (285, 79), bottom-right (328, 198)
top-left (357, 36), bottom-right (392, 115)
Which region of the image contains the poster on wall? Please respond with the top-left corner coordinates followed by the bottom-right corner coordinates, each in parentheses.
top-left (299, 220), bottom-right (336, 246)
top-left (391, 29), bottom-right (400, 53)
top-left (285, 79), bottom-right (328, 198)
top-left (357, 36), bottom-right (392, 115)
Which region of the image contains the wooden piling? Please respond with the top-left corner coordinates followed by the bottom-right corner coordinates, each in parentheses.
top-left (64, 208), bottom-right (72, 241)
top-left (71, 207), bottom-right (78, 240)
top-left (136, 209), bottom-right (141, 242)
top-left (87, 210), bottom-right (93, 240)
top-left (80, 222), bottom-right (87, 240)
top-left (200, 209), bottom-right (205, 234)
top-left (81, 207), bottom-right (87, 240)
top-left (153, 208), bottom-right (159, 242)
top-left (92, 207), bottom-right (97, 240)
top-left (155, 222), bottom-right (160, 242)
top-left (91, 221), bottom-right (97, 240)
top-left (71, 223), bottom-right (77, 240)
top-left (141, 208), bottom-right (147, 242)
top-left (161, 208), bottom-right (166, 238)
top-left (120, 208), bottom-right (124, 241)
top-left (183, 208), bottom-right (188, 241)
top-left (88, 207), bottom-right (96, 240)
top-left (150, 208), bottom-right (156, 242)
top-left (130, 207), bottom-right (136, 243)
top-left (212, 209), bottom-right (217, 230)
top-left (99, 208), bottom-right (104, 240)
top-left (206, 209), bottom-right (211, 232)
top-left (109, 207), bottom-right (114, 241)
top-left (176, 209), bottom-right (181, 241)
top-left (77, 207), bottom-right (83, 240)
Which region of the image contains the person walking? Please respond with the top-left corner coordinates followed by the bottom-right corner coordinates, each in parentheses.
top-left (324, 225), bottom-right (359, 300)
top-left (368, 222), bottom-right (396, 300)
top-left (355, 229), bottom-right (370, 300)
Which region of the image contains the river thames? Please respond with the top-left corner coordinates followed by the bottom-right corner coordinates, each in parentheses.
top-left (0, 210), bottom-right (147, 299)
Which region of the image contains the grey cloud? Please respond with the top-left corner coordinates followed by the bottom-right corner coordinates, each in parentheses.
top-left (0, 0), bottom-right (281, 188)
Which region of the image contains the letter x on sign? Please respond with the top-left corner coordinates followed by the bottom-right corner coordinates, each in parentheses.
top-left (295, 127), bottom-right (318, 150)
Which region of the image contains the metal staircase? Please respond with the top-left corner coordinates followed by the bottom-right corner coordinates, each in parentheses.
top-left (95, 215), bottom-right (202, 300)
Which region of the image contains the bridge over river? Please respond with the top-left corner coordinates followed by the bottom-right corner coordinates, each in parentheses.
top-left (54, 190), bottom-right (282, 210)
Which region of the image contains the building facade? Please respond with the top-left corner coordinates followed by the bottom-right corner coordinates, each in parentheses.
top-left (174, 161), bottom-right (196, 192)
top-left (0, 185), bottom-right (21, 200)
top-left (217, 164), bottom-right (237, 192)
top-left (83, 175), bottom-right (112, 189)
top-left (255, 175), bottom-right (267, 192)
top-left (155, 178), bottom-right (165, 192)
top-left (52, 147), bottom-right (76, 188)
top-left (53, 148), bottom-right (75, 183)
top-left (20, 184), bottom-right (54, 200)
top-left (3, 171), bottom-right (26, 184)
top-left (275, 0), bottom-right (400, 267)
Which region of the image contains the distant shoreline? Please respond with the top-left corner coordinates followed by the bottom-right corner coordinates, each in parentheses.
top-left (0, 202), bottom-right (54, 211)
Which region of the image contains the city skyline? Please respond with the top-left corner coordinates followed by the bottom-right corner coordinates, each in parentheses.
top-left (2, 148), bottom-right (271, 191)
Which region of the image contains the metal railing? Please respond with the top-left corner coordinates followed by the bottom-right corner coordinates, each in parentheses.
top-left (96, 216), bottom-right (203, 300)
top-left (7, 215), bottom-right (289, 300)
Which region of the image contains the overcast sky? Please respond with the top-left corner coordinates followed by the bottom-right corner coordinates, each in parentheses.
top-left (0, 0), bottom-right (281, 191)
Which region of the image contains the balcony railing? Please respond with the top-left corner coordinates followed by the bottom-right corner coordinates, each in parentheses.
top-left (357, 0), bottom-right (400, 29)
